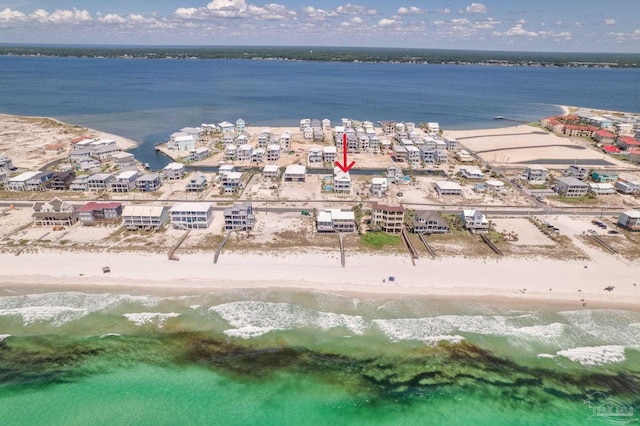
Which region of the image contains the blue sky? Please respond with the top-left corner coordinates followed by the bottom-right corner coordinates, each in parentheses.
top-left (1, 1), bottom-right (638, 52)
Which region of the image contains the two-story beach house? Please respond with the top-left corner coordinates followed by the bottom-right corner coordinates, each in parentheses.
top-left (32, 198), bottom-right (78, 227)
top-left (122, 205), bottom-right (169, 231)
top-left (317, 209), bottom-right (356, 233)
top-left (78, 202), bottom-right (123, 226)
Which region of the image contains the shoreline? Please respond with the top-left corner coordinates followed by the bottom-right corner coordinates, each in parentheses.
top-left (2, 249), bottom-right (639, 311)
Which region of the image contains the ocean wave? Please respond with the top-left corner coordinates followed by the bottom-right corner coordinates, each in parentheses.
top-left (222, 326), bottom-right (277, 339)
top-left (209, 301), bottom-right (367, 337)
top-left (559, 310), bottom-right (640, 346)
top-left (0, 292), bottom-right (161, 327)
top-left (122, 312), bottom-right (180, 328)
top-left (0, 334), bottom-right (11, 342)
top-left (0, 306), bottom-right (88, 327)
top-left (373, 315), bottom-right (565, 345)
top-left (541, 345), bottom-right (627, 366)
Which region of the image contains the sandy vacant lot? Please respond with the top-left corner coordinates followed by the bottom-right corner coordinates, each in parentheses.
top-left (445, 125), bottom-right (629, 169)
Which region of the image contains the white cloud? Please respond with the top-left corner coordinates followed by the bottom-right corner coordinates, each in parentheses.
top-left (0, 8), bottom-right (26, 21)
top-left (436, 8), bottom-right (451, 14)
top-left (503, 24), bottom-right (538, 37)
top-left (336, 3), bottom-right (377, 16)
top-left (600, 18), bottom-right (616, 26)
top-left (98, 13), bottom-right (126, 24)
top-left (397, 6), bottom-right (423, 15)
top-left (460, 3), bottom-right (488, 14)
top-left (378, 18), bottom-right (399, 27)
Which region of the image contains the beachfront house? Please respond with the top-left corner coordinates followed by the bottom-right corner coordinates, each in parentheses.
top-left (223, 202), bottom-right (256, 231)
top-left (24, 171), bottom-right (54, 191)
top-left (412, 211), bottom-right (450, 234)
top-left (434, 181), bottom-right (463, 196)
top-left (267, 144), bottom-right (281, 162)
top-left (49, 171), bottom-right (76, 191)
top-left (69, 148), bottom-right (92, 163)
top-left (523, 165), bottom-right (549, 183)
top-left (185, 172), bottom-right (208, 192)
top-left (317, 209), bottom-right (356, 233)
top-left (122, 205), bottom-right (169, 231)
top-left (323, 146), bottom-right (337, 164)
top-left (77, 159), bottom-right (101, 172)
top-left (618, 210), bottom-right (640, 231)
top-left (78, 201), bottom-right (123, 226)
top-left (135, 173), bottom-right (162, 192)
top-left (371, 203), bottom-right (405, 234)
top-left (283, 165), bottom-right (306, 182)
top-left (461, 209), bottom-right (489, 231)
top-left (86, 173), bottom-right (114, 192)
top-left (169, 202), bottom-right (214, 229)
top-left (163, 162), bottom-right (185, 180)
top-left (555, 177), bottom-right (589, 198)
top-left (32, 198), bottom-right (78, 227)
top-left (110, 170), bottom-right (139, 193)
top-left (333, 167), bottom-right (351, 194)
top-left (371, 177), bottom-right (388, 196)
top-left (263, 165), bottom-right (280, 179)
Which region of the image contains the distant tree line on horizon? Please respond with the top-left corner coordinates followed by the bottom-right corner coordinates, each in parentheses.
top-left (1, 45), bottom-right (638, 68)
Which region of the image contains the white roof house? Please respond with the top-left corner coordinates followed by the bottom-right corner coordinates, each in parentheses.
top-left (460, 166), bottom-right (484, 179)
top-left (283, 165), bottom-right (306, 182)
top-left (169, 202), bottom-right (214, 229)
top-left (434, 181), bottom-right (463, 195)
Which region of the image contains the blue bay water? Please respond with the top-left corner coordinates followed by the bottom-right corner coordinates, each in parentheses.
top-left (1, 56), bottom-right (639, 168)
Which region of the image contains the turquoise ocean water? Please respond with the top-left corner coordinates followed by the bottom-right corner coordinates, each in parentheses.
top-left (1, 289), bottom-right (639, 425)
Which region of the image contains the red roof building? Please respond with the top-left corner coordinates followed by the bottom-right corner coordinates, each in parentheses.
top-left (617, 136), bottom-right (640, 150)
top-left (78, 202), bottom-right (123, 226)
top-left (602, 145), bottom-right (621, 153)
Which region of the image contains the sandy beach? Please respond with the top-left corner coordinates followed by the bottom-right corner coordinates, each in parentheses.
top-left (2, 244), bottom-right (639, 310)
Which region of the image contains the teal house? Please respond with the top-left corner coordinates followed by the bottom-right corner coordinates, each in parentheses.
top-left (591, 170), bottom-right (618, 183)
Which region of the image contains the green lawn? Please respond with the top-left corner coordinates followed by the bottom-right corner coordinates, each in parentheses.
top-left (360, 232), bottom-right (402, 249)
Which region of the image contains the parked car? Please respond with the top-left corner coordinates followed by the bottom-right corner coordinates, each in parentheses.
top-left (608, 230), bottom-right (619, 235)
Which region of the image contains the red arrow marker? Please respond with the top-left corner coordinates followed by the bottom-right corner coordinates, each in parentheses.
top-left (335, 133), bottom-right (356, 172)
